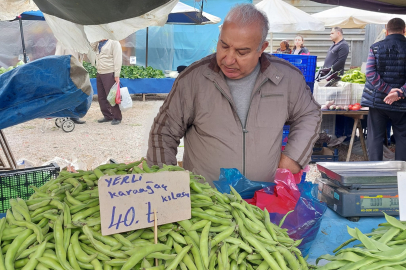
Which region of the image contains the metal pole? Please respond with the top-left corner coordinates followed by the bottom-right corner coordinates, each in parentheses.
top-left (146, 27), bottom-right (149, 67)
top-left (18, 16), bottom-right (28, 63)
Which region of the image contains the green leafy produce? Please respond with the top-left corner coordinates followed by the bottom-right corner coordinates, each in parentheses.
top-left (120, 65), bottom-right (165, 79)
top-left (341, 67), bottom-right (366, 84)
top-left (0, 60), bottom-right (25, 75)
top-left (82, 62), bottom-right (97, 78)
top-left (83, 62), bottom-right (165, 79)
top-left (1, 159), bottom-right (307, 270)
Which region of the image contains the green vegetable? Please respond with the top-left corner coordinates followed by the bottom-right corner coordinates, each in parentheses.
top-left (83, 62), bottom-right (165, 79)
top-left (1, 159), bottom-right (306, 270)
top-left (341, 67), bottom-right (366, 84)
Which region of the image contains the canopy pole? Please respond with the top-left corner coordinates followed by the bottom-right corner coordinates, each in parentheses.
top-left (269, 32), bottom-right (273, 53)
top-left (146, 27), bottom-right (149, 67)
top-left (18, 17), bottom-right (28, 63)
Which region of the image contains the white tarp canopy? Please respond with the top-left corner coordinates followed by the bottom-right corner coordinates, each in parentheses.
top-left (0, 0), bottom-right (39, 21)
top-left (1, 0), bottom-right (180, 60)
top-left (255, 0), bottom-right (325, 32)
top-left (311, 6), bottom-right (406, 28)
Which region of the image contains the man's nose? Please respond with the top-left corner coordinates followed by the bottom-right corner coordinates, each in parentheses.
top-left (224, 52), bottom-right (236, 66)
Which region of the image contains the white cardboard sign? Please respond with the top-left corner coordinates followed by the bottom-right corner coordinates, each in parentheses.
top-left (98, 171), bottom-right (191, 235)
top-left (398, 172), bottom-right (406, 221)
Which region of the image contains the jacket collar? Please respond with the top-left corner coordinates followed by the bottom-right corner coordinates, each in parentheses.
top-left (205, 53), bottom-right (284, 86)
top-left (385, 34), bottom-right (406, 41)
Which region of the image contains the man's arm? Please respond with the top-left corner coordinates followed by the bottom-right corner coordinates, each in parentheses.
top-left (331, 44), bottom-right (349, 72)
top-left (365, 48), bottom-right (393, 94)
top-left (147, 78), bottom-right (194, 167)
top-left (283, 77), bottom-right (322, 171)
top-left (112, 41), bottom-right (122, 84)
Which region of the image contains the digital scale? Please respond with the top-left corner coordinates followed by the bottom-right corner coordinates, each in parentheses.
top-left (316, 161), bottom-right (404, 221)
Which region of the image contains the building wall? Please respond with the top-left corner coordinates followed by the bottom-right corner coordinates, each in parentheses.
top-left (254, 0), bottom-right (377, 69)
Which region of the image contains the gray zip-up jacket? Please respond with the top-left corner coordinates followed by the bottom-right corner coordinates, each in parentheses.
top-left (147, 53), bottom-right (321, 185)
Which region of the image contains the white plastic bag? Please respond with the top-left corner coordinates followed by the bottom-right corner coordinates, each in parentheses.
top-left (119, 86), bottom-right (132, 112)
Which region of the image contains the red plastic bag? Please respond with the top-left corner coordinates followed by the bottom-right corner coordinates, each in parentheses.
top-left (248, 168), bottom-right (307, 214)
top-left (115, 84), bottom-right (121, 105)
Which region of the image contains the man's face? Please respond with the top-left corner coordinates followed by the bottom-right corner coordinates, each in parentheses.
top-left (330, 29), bottom-right (340, 43)
top-left (216, 21), bottom-right (268, 80)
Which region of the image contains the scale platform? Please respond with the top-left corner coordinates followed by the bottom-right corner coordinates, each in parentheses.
top-left (316, 161), bottom-right (403, 220)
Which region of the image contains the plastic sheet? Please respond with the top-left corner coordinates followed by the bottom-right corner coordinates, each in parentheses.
top-left (214, 167), bottom-right (327, 257)
top-left (0, 20), bottom-right (57, 68)
top-left (0, 55), bottom-right (92, 129)
top-left (136, 0), bottom-right (249, 71)
top-left (268, 182), bottom-right (327, 256)
top-left (213, 168), bottom-right (275, 199)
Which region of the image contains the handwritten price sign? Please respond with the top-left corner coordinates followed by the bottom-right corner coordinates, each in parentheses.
top-left (98, 171), bottom-right (191, 235)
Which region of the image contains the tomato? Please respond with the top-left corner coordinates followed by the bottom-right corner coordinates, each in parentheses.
top-left (348, 105), bottom-right (353, 110)
top-left (354, 103), bottom-right (361, 106)
top-left (352, 105), bottom-right (361, 111)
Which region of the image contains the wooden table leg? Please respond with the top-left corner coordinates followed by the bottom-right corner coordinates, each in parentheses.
top-left (346, 118), bottom-right (359, 162)
top-left (142, 94), bottom-right (146, 102)
top-left (357, 121), bottom-right (368, 161)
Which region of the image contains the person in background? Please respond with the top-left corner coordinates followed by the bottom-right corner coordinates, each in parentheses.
top-left (146, 4), bottom-right (321, 185)
top-left (55, 41), bottom-right (86, 124)
top-left (91, 39), bottom-right (123, 125)
top-left (276, 40), bottom-right (291, 54)
top-left (291, 35), bottom-right (309, 55)
top-left (361, 18), bottom-right (406, 161)
top-left (323, 27), bottom-right (349, 75)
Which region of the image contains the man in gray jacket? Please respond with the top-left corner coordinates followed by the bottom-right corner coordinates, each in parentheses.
top-left (147, 4), bottom-right (321, 185)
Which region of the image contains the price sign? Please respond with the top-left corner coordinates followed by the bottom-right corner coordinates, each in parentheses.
top-left (98, 171), bottom-right (191, 235)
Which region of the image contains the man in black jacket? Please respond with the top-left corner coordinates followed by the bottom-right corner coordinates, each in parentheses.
top-left (361, 18), bottom-right (406, 161)
top-left (323, 27), bottom-right (350, 75)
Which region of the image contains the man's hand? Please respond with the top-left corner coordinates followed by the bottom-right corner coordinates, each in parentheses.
top-left (278, 153), bottom-right (301, 174)
top-left (115, 77), bottom-right (120, 85)
top-left (384, 88), bottom-right (403, 105)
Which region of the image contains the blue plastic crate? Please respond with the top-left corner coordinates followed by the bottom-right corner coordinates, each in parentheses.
top-left (282, 133), bottom-right (289, 146)
top-left (273, 54), bottom-right (317, 83)
top-left (306, 81), bottom-right (314, 93)
top-left (311, 147), bottom-right (339, 162)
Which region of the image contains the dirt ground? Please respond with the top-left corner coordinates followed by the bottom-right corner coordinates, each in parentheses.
top-left (2, 96), bottom-right (167, 170)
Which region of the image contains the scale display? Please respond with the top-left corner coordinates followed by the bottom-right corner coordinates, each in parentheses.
top-left (359, 195), bottom-right (399, 213)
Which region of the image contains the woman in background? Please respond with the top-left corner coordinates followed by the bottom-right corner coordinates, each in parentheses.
top-left (275, 40), bottom-right (291, 54)
top-left (292, 35), bottom-right (309, 55)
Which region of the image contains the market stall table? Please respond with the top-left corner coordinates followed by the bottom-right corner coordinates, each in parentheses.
top-left (90, 78), bottom-right (176, 101)
top-left (307, 207), bottom-right (386, 266)
top-left (322, 110), bottom-right (369, 161)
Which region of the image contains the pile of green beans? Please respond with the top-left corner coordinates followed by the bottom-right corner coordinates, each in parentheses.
top-left (0, 159), bottom-right (306, 270)
top-left (315, 213), bottom-right (406, 270)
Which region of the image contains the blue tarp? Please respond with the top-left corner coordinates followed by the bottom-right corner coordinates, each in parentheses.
top-left (307, 208), bottom-right (387, 266)
top-left (17, 11), bottom-right (45, 21)
top-left (136, 0), bottom-right (251, 71)
top-left (90, 78), bottom-right (175, 95)
top-left (0, 55), bottom-right (93, 129)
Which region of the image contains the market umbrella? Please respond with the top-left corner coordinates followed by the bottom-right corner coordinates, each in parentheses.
top-left (310, 0), bottom-right (406, 15)
top-left (12, 10), bottom-right (45, 63)
top-left (311, 6), bottom-right (406, 28)
top-left (255, 0), bottom-right (325, 49)
top-left (145, 1), bottom-right (221, 66)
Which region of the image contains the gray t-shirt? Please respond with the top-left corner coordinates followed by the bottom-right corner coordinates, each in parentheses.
top-left (225, 63), bottom-right (260, 127)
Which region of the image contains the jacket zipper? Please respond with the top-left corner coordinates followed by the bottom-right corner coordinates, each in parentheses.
top-left (242, 79), bottom-right (268, 176)
top-left (214, 83), bottom-right (245, 173)
top-left (214, 78), bottom-right (268, 176)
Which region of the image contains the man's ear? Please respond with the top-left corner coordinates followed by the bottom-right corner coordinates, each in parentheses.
top-left (260, 41), bottom-right (269, 54)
